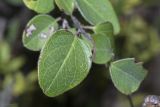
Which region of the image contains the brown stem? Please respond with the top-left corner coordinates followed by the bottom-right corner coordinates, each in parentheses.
top-left (71, 15), bottom-right (93, 41)
top-left (127, 95), bottom-right (134, 107)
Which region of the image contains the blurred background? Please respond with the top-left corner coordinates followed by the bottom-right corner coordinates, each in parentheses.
top-left (0, 0), bottom-right (160, 107)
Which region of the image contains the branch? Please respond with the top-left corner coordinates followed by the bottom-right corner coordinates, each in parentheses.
top-left (71, 15), bottom-right (97, 57)
top-left (127, 95), bottom-right (134, 107)
top-left (62, 19), bottom-right (70, 29)
top-left (71, 16), bottom-right (93, 41)
top-left (81, 25), bottom-right (94, 30)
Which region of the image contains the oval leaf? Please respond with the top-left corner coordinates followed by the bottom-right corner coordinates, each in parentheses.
top-left (75, 0), bottom-right (120, 34)
top-left (23, 15), bottom-right (58, 51)
top-left (23, 0), bottom-right (55, 13)
top-left (55, 0), bottom-right (74, 15)
top-left (93, 33), bottom-right (114, 64)
top-left (109, 58), bottom-right (147, 95)
top-left (94, 22), bottom-right (114, 35)
top-left (38, 30), bottom-right (92, 97)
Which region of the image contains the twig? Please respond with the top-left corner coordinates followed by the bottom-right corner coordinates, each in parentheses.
top-left (71, 15), bottom-right (93, 41)
top-left (82, 25), bottom-right (94, 30)
top-left (56, 17), bottom-right (62, 22)
top-left (62, 19), bottom-right (70, 29)
top-left (70, 15), bottom-right (97, 58)
top-left (127, 95), bottom-right (134, 107)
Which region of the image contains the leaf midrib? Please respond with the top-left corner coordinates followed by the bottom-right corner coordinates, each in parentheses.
top-left (111, 64), bottom-right (139, 83)
top-left (44, 36), bottom-right (77, 93)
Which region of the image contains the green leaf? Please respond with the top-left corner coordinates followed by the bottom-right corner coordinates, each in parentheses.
top-left (93, 33), bottom-right (114, 64)
top-left (0, 41), bottom-right (11, 64)
top-left (6, 0), bottom-right (23, 5)
top-left (67, 28), bottom-right (77, 34)
top-left (75, 0), bottom-right (120, 34)
top-left (38, 30), bottom-right (92, 97)
top-left (92, 22), bottom-right (114, 64)
top-left (13, 72), bottom-right (26, 96)
top-left (109, 58), bottom-right (147, 95)
top-left (23, 15), bottom-right (58, 51)
top-left (0, 56), bottom-right (25, 74)
top-left (5, 57), bottom-right (25, 73)
top-left (55, 0), bottom-right (74, 15)
top-left (23, 0), bottom-right (55, 13)
top-left (94, 22), bottom-right (114, 35)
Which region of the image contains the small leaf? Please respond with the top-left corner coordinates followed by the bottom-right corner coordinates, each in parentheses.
top-left (5, 57), bottom-right (25, 73)
top-left (13, 72), bottom-right (26, 96)
top-left (23, 15), bottom-right (58, 51)
top-left (23, 0), bottom-right (55, 13)
top-left (92, 22), bottom-right (114, 64)
top-left (93, 33), bottom-right (114, 64)
top-left (38, 30), bottom-right (92, 97)
top-left (94, 22), bottom-right (114, 35)
top-left (55, 0), bottom-right (74, 15)
top-left (0, 41), bottom-right (11, 64)
top-left (75, 0), bottom-right (120, 34)
top-left (109, 58), bottom-right (147, 95)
